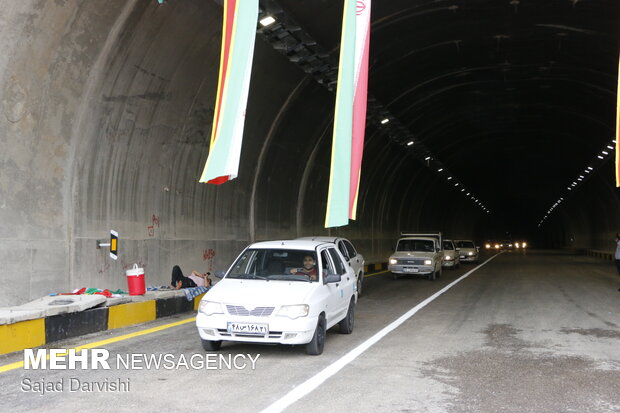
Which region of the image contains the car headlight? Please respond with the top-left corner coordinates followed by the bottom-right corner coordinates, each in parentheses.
top-left (424, 259), bottom-right (432, 265)
top-left (277, 304), bottom-right (309, 319)
top-left (468, 252), bottom-right (473, 256)
top-left (515, 243), bottom-right (520, 248)
top-left (389, 258), bottom-right (398, 265)
top-left (509, 244), bottom-right (513, 247)
top-left (522, 242), bottom-right (527, 248)
top-left (445, 255), bottom-right (452, 260)
top-left (495, 244), bottom-right (500, 249)
top-left (198, 300), bottom-right (224, 316)
top-left (485, 244), bottom-right (491, 249)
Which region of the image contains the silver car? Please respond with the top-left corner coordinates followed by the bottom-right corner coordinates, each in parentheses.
top-left (297, 237), bottom-right (365, 296)
top-left (455, 240), bottom-right (479, 263)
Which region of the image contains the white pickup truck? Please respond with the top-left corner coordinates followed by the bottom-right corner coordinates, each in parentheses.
top-left (388, 232), bottom-right (443, 281)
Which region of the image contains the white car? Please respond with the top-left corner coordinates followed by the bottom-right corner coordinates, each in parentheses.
top-left (389, 233), bottom-right (443, 281)
top-left (196, 240), bottom-right (357, 355)
top-left (455, 240), bottom-right (479, 263)
top-left (297, 236), bottom-right (365, 295)
top-left (442, 239), bottom-right (461, 269)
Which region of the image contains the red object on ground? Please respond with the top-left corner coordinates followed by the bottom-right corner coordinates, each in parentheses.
top-left (126, 265), bottom-right (146, 295)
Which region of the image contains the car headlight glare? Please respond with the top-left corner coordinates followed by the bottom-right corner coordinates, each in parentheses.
top-left (495, 244), bottom-right (500, 249)
top-left (277, 304), bottom-right (309, 319)
top-left (468, 252), bottom-right (473, 256)
top-left (445, 255), bottom-right (452, 260)
top-left (424, 259), bottom-right (432, 265)
top-left (522, 242), bottom-right (527, 248)
top-left (198, 300), bottom-right (224, 316)
top-left (485, 244), bottom-right (491, 249)
top-left (389, 258), bottom-right (398, 265)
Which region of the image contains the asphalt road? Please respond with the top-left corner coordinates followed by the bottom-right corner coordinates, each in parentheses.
top-left (1, 250), bottom-right (619, 413)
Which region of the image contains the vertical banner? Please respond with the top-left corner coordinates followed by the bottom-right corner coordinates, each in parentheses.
top-left (325, 0), bottom-right (357, 228)
top-left (199, 0), bottom-right (259, 185)
top-left (616, 56), bottom-right (619, 187)
top-left (349, 0), bottom-right (371, 219)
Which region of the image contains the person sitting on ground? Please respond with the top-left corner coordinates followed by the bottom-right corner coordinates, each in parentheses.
top-left (290, 255), bottom-right (318, 281)
top-left (170, 265), bottom-right (212, 290)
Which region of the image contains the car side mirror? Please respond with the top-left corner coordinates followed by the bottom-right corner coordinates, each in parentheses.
top-left (324, 274), bottom-right (341, 284)
top-left (435, 248), bottom-right (440, 253)
top-left (214, 270), bottom-right (226, 278)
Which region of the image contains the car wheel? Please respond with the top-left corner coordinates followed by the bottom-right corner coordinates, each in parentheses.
top-left (201, 339), bottom-right (222, 351)
top-left (339, 298), bottom-right (355, 334)
top-left (429, 270), bottom-right (436, 281)
top-left (356, 273), bottom-right (363, 296)
top-left (306, 315), bottom-right (326, 355)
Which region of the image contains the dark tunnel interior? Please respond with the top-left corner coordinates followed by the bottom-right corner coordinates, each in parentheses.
top-left (0, 0), bottom-right (618, 305)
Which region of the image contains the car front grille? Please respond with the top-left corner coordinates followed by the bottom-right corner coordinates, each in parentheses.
top-left (217, 328), bottom-right (282, 339)
top-left (397, 259), bottom-right (426, 265)
top-left (226, 305), bottom-right (275, 317)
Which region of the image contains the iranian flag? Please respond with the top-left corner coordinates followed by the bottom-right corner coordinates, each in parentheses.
top-left (325, 0), bottom-right (371, 227)
top-left (200, 0), bottom-right (258, 185)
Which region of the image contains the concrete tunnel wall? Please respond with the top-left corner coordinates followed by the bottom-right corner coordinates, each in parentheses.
top-left (0, 0), bottom-right (617, 306)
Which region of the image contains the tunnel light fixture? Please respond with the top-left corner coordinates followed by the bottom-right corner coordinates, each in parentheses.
top-left (381, 118), bottom-right (390, 124)
top-left (425, 156), bottom-right (431, 160)
top-left (602, 151), bottom-right (609, 155)
top-left (454, 183), bottom-right (459, 186)
top-left (437, 168), bottom-right (443, 172)
top-left (447, 176), bottom-right (452, 180)
top-left (597, 155), bottom-right (604, 159)
top-left (587, 166), bottom-right (593, 170)
top-left (607, 145), bottom-right (614, 150)
top-left (259, 16), bottom-right (277, 27)
top-left (407, 141), bottom-right (414, 146)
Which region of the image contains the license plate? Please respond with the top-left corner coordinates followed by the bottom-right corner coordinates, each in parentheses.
top-left (460, 256), bottom-right (465, 259)
top-left (404, 267), bottom-right (419, 273)
top-left (227, 322), bottom-right (268, 335)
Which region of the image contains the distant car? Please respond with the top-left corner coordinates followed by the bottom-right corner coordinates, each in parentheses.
top-left (499, 240), bottom-right (513, 251)
top-left (297, 236), bottom-right (365, 296)
top-left (389, 232), bottom-right (443, 281)
top-left (484, 241), bottom-right (501, 251)
top-left (514, 241), bottom-right (528, 249)
top-left (442, 239), bottom-right (461, 269)
top-left (455, 240), bottom-right (479, 263)
top-left (196, 240), bottom-right (357, 355)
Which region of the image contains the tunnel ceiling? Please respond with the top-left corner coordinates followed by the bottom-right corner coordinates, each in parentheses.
top-left (263, 0), bottom-right (620, 235)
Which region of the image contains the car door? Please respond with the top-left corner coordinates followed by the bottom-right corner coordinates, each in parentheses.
top-left (343, 239), bottom-right (363, 276)
top-left (319, 248), bottom-right (341, 327)
top-left (327, 247), bottom-right (353, 321)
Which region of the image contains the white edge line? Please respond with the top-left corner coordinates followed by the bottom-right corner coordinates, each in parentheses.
top-left (260, 253), bottom-right (502, 413)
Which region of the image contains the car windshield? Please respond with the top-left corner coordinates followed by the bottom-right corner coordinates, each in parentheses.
top-left (226, 249), bottom-right (318, 282)
top-left (397, 239), bottom-right (435, 252)
top-left (443, 241), bottom-right (454, 250)
top-left (456, 241), bottom-right (475, 248)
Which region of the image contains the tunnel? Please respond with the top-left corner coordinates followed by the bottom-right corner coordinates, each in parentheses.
top-left (0, 0), bottom-right (618, 306)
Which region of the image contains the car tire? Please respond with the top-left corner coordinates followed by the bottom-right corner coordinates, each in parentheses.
top-left (430, 270), bottom-right (436, 281)
top-left (201, 339), bottom-right (222, 351)
top-left (339, 298), bottom-right (355, 334)
top-left (306, 315), bottom-right (326, 355)
top-left (356, 273), bottom-right (363, 296)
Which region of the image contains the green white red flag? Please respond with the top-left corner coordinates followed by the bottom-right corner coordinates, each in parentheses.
top-left (200, 0), bottom-right (258, 185)
top-left (325, 0), bottom-right (371, 227)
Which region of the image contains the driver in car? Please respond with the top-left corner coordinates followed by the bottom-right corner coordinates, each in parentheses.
top-left (290, 255), bottom-right (318, 281)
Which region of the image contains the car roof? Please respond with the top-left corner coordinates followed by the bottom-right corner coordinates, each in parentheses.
top-left (296, 236), bottom-right (340, 243)
top-left (250, 240), bottom-right (330, 249)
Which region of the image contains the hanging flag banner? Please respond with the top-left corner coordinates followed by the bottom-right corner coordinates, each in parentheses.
top-left (200, 0), bottom-right (258, 185)
top-left (616, 56), bottom-right (619, 187)
top-left (349, 0), bottom-right (371, 220)
top-left (325, 0), bottom-right (357, 228)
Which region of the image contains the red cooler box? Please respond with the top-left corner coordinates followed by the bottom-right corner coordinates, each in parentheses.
top-left (125, 264), bottom-right (145, 295)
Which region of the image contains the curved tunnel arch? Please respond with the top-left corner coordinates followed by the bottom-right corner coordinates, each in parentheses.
top-left (0, 0), bottom-right (617, 306)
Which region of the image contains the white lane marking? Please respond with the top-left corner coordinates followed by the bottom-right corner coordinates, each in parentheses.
top-left (260, 253), bottom-right (502, 413)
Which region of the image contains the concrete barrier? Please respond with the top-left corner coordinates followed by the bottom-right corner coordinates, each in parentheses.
top-left (587, 250), bottom-right (615, 261)
top-left (0, 290), bottom-right (207, 356)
